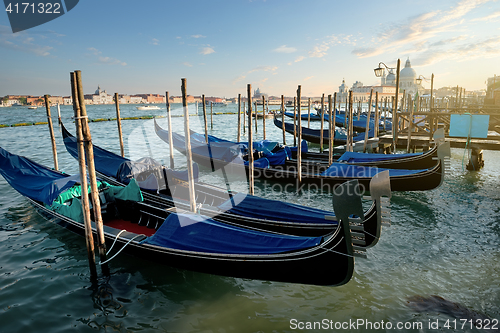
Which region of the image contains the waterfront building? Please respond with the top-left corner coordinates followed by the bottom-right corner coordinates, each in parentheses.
top-left (84, 85), bottom-right (113, 104)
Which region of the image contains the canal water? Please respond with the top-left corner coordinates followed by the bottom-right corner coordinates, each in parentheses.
top-left (0, 103), bottom-right (498, 332)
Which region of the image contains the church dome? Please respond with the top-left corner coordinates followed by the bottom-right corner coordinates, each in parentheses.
top-left (399, 58), bottom-right (416, 79)
top-left (386, 71), bottom-right (396, 85)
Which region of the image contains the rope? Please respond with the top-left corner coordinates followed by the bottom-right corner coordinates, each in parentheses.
top-left (99, 231), bottom-right (146, 265)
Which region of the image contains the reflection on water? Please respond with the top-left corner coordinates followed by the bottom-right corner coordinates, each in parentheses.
top-left (0, 106), bottom-right (499, 332)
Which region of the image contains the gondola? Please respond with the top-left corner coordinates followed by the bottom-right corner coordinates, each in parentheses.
top-left (284, 112), bottom-right (323, 121)
top-left (154, 119), bottom-right (449, 192)
top-left (60, 122), bottom-right (387, 246)
top-left (292, 129), bottom-right (447, 170)
top-left (194, 127), bottom-right (446, 170)
top-left (274, 114), bottom-right (375, 145)
top-left (312, 108), bottom-right (393, 131)
top-left (0, 147), bottom-right (362, 286)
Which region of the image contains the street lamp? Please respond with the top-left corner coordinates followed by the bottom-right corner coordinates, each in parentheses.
top-left (415, 75), bottom-right (429, 85)
top-left (373, 62), bottom-right (395, 77)
top-left (374, 59), bottom-right (401, 152)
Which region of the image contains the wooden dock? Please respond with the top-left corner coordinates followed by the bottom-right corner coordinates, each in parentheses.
top-left (379, 133), bottom-right (500, 151)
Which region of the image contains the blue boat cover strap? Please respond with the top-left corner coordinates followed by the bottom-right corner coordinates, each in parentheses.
top-left (142, 212), bottom-right (322, 254)
top-left (337, 151), bottom-right (422, 163)
top-left (218, 192), bottom-right (337, 225)
top-left (320, 162), bottom-right (425, 178)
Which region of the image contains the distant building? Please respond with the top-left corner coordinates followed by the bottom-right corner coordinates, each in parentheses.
top-left (84, 85), bottom-right (113, 104)
top-left (134, 94), bottom-right (165, 104)
top-left (338, 80), bottom-right (397, 103)
top-left (63, 96), bottom-right (73, 105)
top-left (253, 88), bottom-right (268, 100)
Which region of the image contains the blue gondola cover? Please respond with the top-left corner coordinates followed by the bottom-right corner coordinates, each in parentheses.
top-left (142, 212), bottom-right (322, 254)
top-left (218, 192), bottom-right (336, 224)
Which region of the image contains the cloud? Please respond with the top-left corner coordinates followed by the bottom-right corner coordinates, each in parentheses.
top-left (470, 10), bottom-right (500, 21)
top-left (308, 34), bottom-right (356, 59)
top-left (200, 45), bottom-right (215, 55)
top-left (233, 65), bottom-right (278, 84)
top-left (351, 0), bottom-right (495, 59)
top-left (0, 25), bottom-right (53, 56)
top-left (151, 38), bottom-right (159, 45)
top-left (288, 55), bottom-right (306, 65)
top-left (191, 34), bottom-right (206, 38)
top-left (183, 62), bottom-right (193, 67)
top-left (88, 47), bottom-right (127, 66)
top-left (413, 35), bottom-right (500, 66)
top-left (273, 45), bottom-right (297, 53)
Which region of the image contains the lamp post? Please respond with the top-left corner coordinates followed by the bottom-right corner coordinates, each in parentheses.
top-left (416, 74), bottom-right (434, 111)
top-left (374, 59), bottom-right (400, 151)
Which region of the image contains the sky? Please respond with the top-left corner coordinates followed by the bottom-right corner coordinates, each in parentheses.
top-left (1, 0), bottom-right (499, 98)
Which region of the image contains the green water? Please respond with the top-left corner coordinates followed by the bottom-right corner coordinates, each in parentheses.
top-left (0, 104), bottom-right (499, 332)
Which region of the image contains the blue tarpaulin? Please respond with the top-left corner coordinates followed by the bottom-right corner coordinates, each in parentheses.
top-left (155, 119), bottom-right (299, 167)
top-left (218, 192), bottom-right (336, 224)
top-left (320, 162), bottom-right (424, 178)
top-left (0, 147), bottom-right (78, 205)
top-left (142, 212), bottom-right (322, 254)
top-left (62, 124), bottom-right (198, 185)
top-left (337, 151), bottom-right (422, 163)
top-left (62, 125), bottom-right (128, 178)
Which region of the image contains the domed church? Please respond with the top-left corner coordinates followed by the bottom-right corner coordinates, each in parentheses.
top-left (381, 58), bottom-right (423, 96)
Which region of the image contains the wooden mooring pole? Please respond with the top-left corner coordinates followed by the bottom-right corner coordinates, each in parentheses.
top-left (347, 90), bottom-right (354, 152)
top-left (210, 101), bottom-right (214, 130)
top-left (254, 102), bottom-right (258, 133)
top-left (293, 97), bottom-right (297, 146)
top-left (374, 91), bottom-right (379, 152)
top-left (70, 72), bottom-right (97, 280)
top-left (44, 94), bottom-right (58, 171)
top-left (393, 58), bottom-right (401, 152)
top-left (247, 84), bottom-right (254, 196)
top-left (57, 103), bottom-right (61, 126)
top-left (166, 91), bottom-right (175, 169)
top-left (202, 95), bottom-right (208, 144)
top-left (307, 98), bottom-right (311, 128)
top-left (181, 79), bottom-right (197, 212)
top-left (75, 70), bottom-right (109, 276)
top-left (297, 85), bottom-right (302, 185)
top-left (237, 94), bottom-right (242, 143)
top-left (262, 96), bottom-right (266, 140)
top-left (243, 102), bottom-right (246, 134)
top-left (114, 93), bottom-right (125, 157)
top-left (363, 89), bottom-right (373, 153)
top-left (319, 94), bottom-right (325, 153)
top-left (281, 95), bottom-right (286, 145)
top-left (328, 94), bottom-right (333, 164)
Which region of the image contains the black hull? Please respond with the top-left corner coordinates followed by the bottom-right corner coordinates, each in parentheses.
top-left (61, 121), bottom-right (380, 242)
top-left (274, 114), bottom-right (346, 145)
top-left (173, 142), bottom-right (444, 192)
top-left (29, 198), bottom-right (354, 286)
top-left (296, 146), bottom-right (439, 170)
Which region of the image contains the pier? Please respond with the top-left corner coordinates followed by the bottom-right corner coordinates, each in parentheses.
top-left (378, 104), bottom-right (500, 151)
